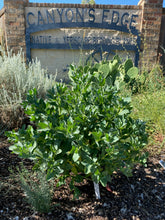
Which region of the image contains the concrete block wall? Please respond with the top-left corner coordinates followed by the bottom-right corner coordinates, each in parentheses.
top-left (0, 0), bottom-right (164, 68)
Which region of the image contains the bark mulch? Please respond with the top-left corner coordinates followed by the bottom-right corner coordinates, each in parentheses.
top-left (0, 137), bottom-right (165, 220)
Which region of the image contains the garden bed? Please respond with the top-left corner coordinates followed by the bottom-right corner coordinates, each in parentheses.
top-left (0, 137), bottom-right (165, 220)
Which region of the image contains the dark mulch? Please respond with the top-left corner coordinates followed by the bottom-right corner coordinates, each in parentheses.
top-left (0, 137), bottom-right (165, 220)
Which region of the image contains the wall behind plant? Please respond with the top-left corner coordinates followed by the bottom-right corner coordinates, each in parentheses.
top-left (0, 0), bottom-right (164, 75)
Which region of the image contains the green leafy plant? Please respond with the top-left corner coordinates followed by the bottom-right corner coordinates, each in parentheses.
top-left (85, 56), bottom-right (140, 92)
top-left (17, 166), bottom-right (54, 213)
top-left (7, 59), bottom-right (148, 197)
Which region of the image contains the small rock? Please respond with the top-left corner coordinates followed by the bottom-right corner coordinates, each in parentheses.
top-left (138, 200), bottom-right (142, 207)
top-left (120, 207), bottom-right (127, 215)
top-left (98, 209), bottom-right (104, 216)
top-left (103, 202), bottom-right (109, 207)
top-left (71, 207), bottom-right (76, 212)
top-left (66, 212), bottom-right (75, 220)
top-left (132, 216), bottom-right (140, 220)
top-left (131, 184), bottom-right (135, 191)
top-left (152, 189), bottom-right (157, 194)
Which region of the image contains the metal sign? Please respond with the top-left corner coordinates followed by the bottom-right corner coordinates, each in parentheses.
top-left (26, 7), bottom-right (140, 67)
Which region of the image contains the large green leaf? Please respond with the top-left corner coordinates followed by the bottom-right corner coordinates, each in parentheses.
top-left (127, 67), bottom-right (139, 79)
top-left (72, 152), bottom-right (80, 162)
top-left (124, 59), bottom-right (133, 73)
top-left (92, 131), bottom-right (102, 142)
top-left (98, 64), bottom-right (109, 77)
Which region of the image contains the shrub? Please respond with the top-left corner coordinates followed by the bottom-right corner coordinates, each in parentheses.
top-left (0, 49), bottom-right (56, 133)
top-left (0, 50), bottom-right (56, 105)
top-left (17, 167), bottom-right (54, 214)
top-left (7, 59), bottom-right (148, 196)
